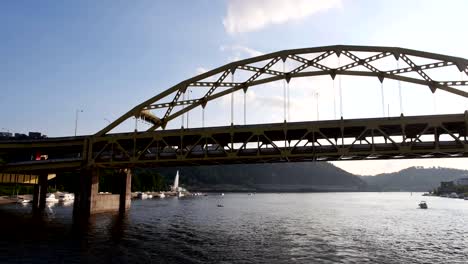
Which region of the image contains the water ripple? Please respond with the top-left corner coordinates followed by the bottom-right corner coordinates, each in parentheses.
top-left (1, 193), bottom-right (468, 263)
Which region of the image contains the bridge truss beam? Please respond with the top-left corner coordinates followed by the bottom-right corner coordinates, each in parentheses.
top-left (87, 113), bottom-right (468, 168)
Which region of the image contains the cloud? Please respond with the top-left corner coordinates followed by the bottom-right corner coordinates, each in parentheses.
top-left (195, 67), bottom-right (208, 75)
top-left (220, 45), bottom-right (264, 62)
top-left (220, 45), bottom-right (264, 57)
top-left (223, 0), bottom-right (342, 34)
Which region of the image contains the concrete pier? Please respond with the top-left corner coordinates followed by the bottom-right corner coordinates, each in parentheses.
top-left (119, 169), bottom-right (132, 214)
top-left (74, 168), bottom-right (132, 216)
top-left (32, 173), bottom-right (48, 212)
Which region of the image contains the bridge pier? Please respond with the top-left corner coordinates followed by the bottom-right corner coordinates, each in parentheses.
top-left (119, 169), bottom-right (132, 214)
top-left (74, 167), bottom-right (132, 217)
top-left (32, 173), bottom-right (48, 212)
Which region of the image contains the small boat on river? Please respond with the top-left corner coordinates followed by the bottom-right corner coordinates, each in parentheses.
top-left (16, 197), bottom-right (31, 204)
top-left (58, 193), bottom-right (74, 202)
top-left (137, 192), bottom-right (149, 199)
top-left (418, 201), bottom-right (428, 209)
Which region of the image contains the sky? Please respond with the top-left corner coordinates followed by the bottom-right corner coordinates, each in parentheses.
top-left (1, 0), bottom-right (468, 175)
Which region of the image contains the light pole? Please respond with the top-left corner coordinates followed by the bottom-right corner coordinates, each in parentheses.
top-left (75, 109), bottom-right (83, 136)
top-left (315, 92), bottom-right (319, 120)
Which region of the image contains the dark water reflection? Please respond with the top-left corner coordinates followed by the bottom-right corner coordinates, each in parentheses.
top-left (0, 193), bottom-right (467, 263)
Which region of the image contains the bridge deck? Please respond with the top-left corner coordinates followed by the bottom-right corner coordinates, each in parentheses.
top-left (1, 113), bottom-right (467, 172)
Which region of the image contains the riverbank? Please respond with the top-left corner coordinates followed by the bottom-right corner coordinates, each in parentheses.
top-left (0, 196), bottom-right (16, 205)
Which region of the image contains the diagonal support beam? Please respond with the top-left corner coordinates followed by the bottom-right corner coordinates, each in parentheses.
top-left (288, 51), bottom-right (334, 75)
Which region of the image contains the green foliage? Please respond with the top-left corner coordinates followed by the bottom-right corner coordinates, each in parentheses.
top-left (16, 162), bottom-right (367, 195)
top-left (0, 185), bottom-right (33, 196)
top-left (48, 172), bottom-right (80, 193)
top-left (136, 162), bottom-right (366, 191)
top-left (131, 171), bottom-right (167, 192)
top-left (455, 185), bottom-right (468, 194)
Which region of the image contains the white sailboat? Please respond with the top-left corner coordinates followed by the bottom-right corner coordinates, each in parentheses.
top-left (46, 193), bottom-right (59, 203)
top-left (172, 170), bottom-right (180, 192)
top-left (172, 170), bottom-right (185, 197)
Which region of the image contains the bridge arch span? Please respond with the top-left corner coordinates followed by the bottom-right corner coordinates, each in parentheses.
top-left (96, 45), bottom-right (468, 136)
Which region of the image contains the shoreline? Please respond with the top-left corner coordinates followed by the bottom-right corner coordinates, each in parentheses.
top-left (0, 196), bottom-right (17, 205)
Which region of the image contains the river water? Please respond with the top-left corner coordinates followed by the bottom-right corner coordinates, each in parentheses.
top-left (0, 193), bottom-right (467, 263)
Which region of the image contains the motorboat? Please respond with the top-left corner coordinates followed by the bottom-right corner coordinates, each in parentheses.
top-left (159, 192), bottom-right (165, 198)
top-left (16, 197), bottom-right (31, 204)
top-left (418, 201), bottom-right (428, 209)
top-left (46, 193), bottom-right (59, 203)
top-left (177, 191), bottom-right (184, 198)
top-left (137, 192), bottom-right (149, 199)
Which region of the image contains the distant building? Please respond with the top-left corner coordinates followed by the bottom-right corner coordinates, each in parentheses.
top-left (28, 132), bottom-right (42, 139)
top-left (0, 132), bottom-right (12, 138)
top-left (454, 177), bottom-right (468, 186)
top-left (14, 133), bottom-right (27, 139)
top-left (0, 132), bottom-right (47, 140)
top-left (439, 181), bottom-right (456, 194)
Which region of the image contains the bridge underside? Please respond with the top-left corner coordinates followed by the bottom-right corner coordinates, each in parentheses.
top-left (0, 173), bottom-right (56, 184)
top-left (88, 113), bottom-right (468, 168)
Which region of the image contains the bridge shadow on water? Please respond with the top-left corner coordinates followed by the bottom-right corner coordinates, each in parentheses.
top-left (0, 204), bottom-right (133, 263)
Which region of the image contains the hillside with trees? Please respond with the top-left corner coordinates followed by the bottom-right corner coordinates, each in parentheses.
top-left (8, 162), bottom-right (365, 196)
top-left (146, 162), bottom-right (367, 192)
top-left (360, 166), bottom-right (468, 192)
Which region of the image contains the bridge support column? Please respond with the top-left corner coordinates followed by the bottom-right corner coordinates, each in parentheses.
top-left (119, 169), bottom-right (132, 214)
top-left (73, 168), bottom-right (99, 217)
top-left (74, 167), bottom-right (132, 217)
top-left (32, 173), bottom-right (48, 212)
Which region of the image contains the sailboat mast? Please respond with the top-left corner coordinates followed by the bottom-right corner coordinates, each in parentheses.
top-left (173, 170), bottom-right (179, 191)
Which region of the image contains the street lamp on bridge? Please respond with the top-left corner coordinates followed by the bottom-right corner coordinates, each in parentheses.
top-left (74, 109), bottom-right (83, 136)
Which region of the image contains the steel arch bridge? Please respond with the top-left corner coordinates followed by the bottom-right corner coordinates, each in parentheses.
top-left (97, 45), bottom-right (468, 136)
top-left (1, 45), bottom-right (468, 172)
